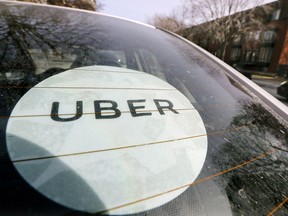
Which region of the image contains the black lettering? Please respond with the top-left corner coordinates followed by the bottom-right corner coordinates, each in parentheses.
top-left (51, 101), bottom-right (83, 122)
top-left (127, 99), bottom-right (152, 117)
top-left (154, 99), bottom-right (179, 115)
top-left (94, 100), bottom-right (121, 119)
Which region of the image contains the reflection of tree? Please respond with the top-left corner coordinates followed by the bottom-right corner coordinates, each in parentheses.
top-left (17, 0), bottom-right (102, 11)
top-left (0, 3), bottom-right (108, 76)
top-left (1, 8), bottom-right (59, 76)
top-left (210, 101), bottom-right (288, 214)
top-left (0, 3), bottom-right (108, 113)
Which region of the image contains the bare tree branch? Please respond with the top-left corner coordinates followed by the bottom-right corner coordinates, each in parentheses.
top-left (182, 0), bottom-right (276, 60)
top-left (147, 6), bottom-right (189, 32)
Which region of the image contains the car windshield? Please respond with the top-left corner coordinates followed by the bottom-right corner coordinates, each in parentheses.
top-left (0, 2), bottom-right (288, 215)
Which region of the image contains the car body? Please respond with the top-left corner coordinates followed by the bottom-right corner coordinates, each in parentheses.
top-left (277, 81), bottom-right (288, 100)
top-left (0, 1), bottom-right (288, 215)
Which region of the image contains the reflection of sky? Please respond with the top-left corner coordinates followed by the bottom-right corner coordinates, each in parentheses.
top-left (101, 0), bottom-right (276, 24)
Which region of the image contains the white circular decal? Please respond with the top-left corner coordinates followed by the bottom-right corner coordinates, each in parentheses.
top-left (6, 66), bottom-right (207, 214)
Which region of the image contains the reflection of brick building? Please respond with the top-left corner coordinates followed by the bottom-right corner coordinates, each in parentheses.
top-left (182, 0), bottom-right (288, 76)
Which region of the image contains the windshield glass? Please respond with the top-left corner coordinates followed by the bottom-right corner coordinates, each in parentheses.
top-left (0, 2), bottom-right (288, 215)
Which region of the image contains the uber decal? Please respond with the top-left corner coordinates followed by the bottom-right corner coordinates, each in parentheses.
top-left (51, 99), bottom-right (179, 121)
top-left (6, 66), bottom-right (208, 215)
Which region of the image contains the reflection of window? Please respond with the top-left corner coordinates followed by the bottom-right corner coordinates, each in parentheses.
top-left (244, 50), bottom-right (258, 62)
top-left (271, 9), bottom-right (281, 20)
top-left (137, 49), bottom-right (166, 81)
top-left (246, 31), bottom-right (261, 41)
top-left (255, 31), bottom-right (261, 40)
top-left (263, 30), bottom-right (276, 42)
top-left (28, 49), bottom-right (77, 74)
top-left (247, 32), bottom-right (254, 41)
top-left (259, 47), bottom-right (273, 62)
top-left (251, 51), bottom-right (258, 62)
top-left (245, 50), bottom-right (252, 61)
top-left (230, 48), bottom-right (241, 61)
top-left (232, 35), bottom-right (242, 45)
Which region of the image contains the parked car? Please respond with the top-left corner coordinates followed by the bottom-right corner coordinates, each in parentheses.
top-left (232, 63), bottom-right (254, 79)
top-left (277, 81), bottom-right (288, 100)
top-left (1, 1), bottom-right (288, 215)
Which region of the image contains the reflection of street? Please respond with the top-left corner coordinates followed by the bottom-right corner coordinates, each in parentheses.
top-left (252, 76), bottom-right (288, 106)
